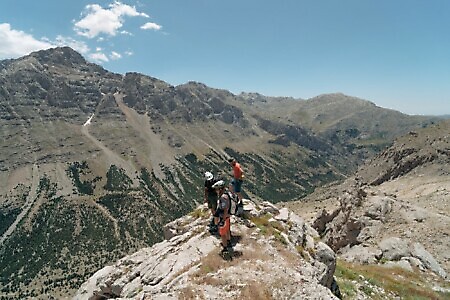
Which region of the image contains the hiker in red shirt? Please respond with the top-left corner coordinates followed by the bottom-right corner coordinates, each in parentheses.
top-left (228, 157), bottom-right (244, 202)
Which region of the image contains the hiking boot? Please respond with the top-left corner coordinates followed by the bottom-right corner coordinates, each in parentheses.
top-left (209, 225), bottom-right (218, 234)
top-left (221, 246), bottom-right (233, 260)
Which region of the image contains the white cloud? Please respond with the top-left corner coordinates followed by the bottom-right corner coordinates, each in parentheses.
top-left (120, 30), bottom-right (133, 36)
top-left (89, 52), bottom-right (109, 62)
top-left (141, 22), bottom-right (162, 31)
top-left (111, 1), bottom-right (149, 18)
top-left (110, 51), bottom-right (122, 60)
top-left (0, 22), bottom-right (127, 65)
top-left (125, 51), bottom-right (133, 56)
top-left (74, 1), bottom-right (149, 38)
top-left (0, 23), bottom-right (54, 59)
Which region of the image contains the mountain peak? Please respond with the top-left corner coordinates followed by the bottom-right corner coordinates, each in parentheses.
top-left (27, 46), bottom-right (88, 67)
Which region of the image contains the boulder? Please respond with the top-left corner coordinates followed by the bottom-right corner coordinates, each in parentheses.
top-left (379, 237), bottom-right (410, 261)
top-left (275, 207), bottom-right (289, 221)
top-left (314, 242), bottom-right (337, 288)
top-left (402, 256), bottom-right (425, 271)
top-left (356, 219), bottom-right (382, 243)
top-left (364, 196), bottom-right (393, 221)
top-left (411, 243), bottom-right (447, 279)
top-left (261, 201), bottom-right (279, 214)
top-left (339, 244), bottom-right (382, 265)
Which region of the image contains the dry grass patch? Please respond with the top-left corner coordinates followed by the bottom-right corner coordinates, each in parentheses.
top-left (250, 214), bottom-right (288, 245)
top-left (295, 245), bottom-right (313, 262)
top-left (192, 250), bottom-right (226, 278)
top-left (178, 285), bottom-right (206, 299)
top-left (239, 235), bottom-right (272, 262)
top-left (189, 207), bottom-right (209, 219)
top-left (190, 235), bottom-right (273, 288)
top-left (239, 281), bottom-right (273, 300)
top-left (197, 274), bottom-right (226, 287)
top-left (336, 260), bottom-right (450, 300)
top-left (275, 243), bottom-right (302, 265)
top-left (269, 220), bottom-right (285, 232)
top-left (250, 213), bottom-right (271, 229)
top-left (238, 248), bottom-right (271, 263)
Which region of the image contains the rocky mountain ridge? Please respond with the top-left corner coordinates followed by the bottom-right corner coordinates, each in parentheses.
top-left (74, 199), bottom-right (340, 300)
top-left (1, 47), bottom-right (440, 172)
top-left (0, 47), bottom-right (445, 298)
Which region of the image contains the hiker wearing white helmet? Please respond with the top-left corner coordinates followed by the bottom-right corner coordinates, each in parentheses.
top-left (204, 171), bottom-right (219, 232)
top-left (212, 180), bottom-right (233, 257)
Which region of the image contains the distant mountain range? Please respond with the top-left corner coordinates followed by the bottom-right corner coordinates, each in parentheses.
top-left (0, 47), bottom-right (443, 298)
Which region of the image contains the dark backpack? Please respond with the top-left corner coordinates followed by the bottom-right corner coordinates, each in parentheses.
top-left (225, 191), bottom-right (243, 216)
top-left (206, 177), bottom-right (218, 195)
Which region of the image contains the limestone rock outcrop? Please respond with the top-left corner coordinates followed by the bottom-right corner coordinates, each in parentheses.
top-left (311, 181), bottom-right (448, 280)
top-left (74, 199), bottom-right (339, 299)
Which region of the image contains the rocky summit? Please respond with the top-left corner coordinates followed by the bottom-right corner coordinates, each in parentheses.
top-left (74, 199), bottom-right (339, 300)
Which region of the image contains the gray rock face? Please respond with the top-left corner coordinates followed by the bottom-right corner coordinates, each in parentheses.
top-left (339, 245), bottom-right (382, 265)
top-left (312, 208), bottom-right (341, 234)
top-left (274, 207), bottom-right (289, 221)
top-left (74, 199), bottom-right (339, 300)
top-left (308, 177), bottom-right (449, 280)
top-left (364, 196), bottom-right (393, 222)
top-left (411, 243), bottom-right (448, 279)
top-left (314, 242), bottom-right (337, 288)
top-left (376, 238), bottom-right (448, 279)
top-left (379, 237), bottom-right (410, 261)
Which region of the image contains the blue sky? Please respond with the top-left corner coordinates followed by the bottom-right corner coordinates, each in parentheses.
top-left (1, 0), bottom-right (449, 115)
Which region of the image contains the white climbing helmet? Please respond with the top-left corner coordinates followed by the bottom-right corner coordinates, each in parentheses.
top-left (212, 180), bottom-right (226, 189)
top-left (204, 171), bottom-right (214, 181)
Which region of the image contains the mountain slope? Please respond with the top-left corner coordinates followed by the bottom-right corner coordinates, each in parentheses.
top-left (287, 120), bottom-right (450, 298)
top-left (0, 47), bottom-right (441, 298)
top-left (241, 92), bottom-right (441, 157)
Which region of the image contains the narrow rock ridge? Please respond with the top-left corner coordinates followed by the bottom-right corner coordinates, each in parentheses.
top-left (74, 199), bottom-right (340, 300)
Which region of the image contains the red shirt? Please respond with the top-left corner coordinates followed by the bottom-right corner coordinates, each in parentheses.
top-left (233, 162), bottom-right (243, 179)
